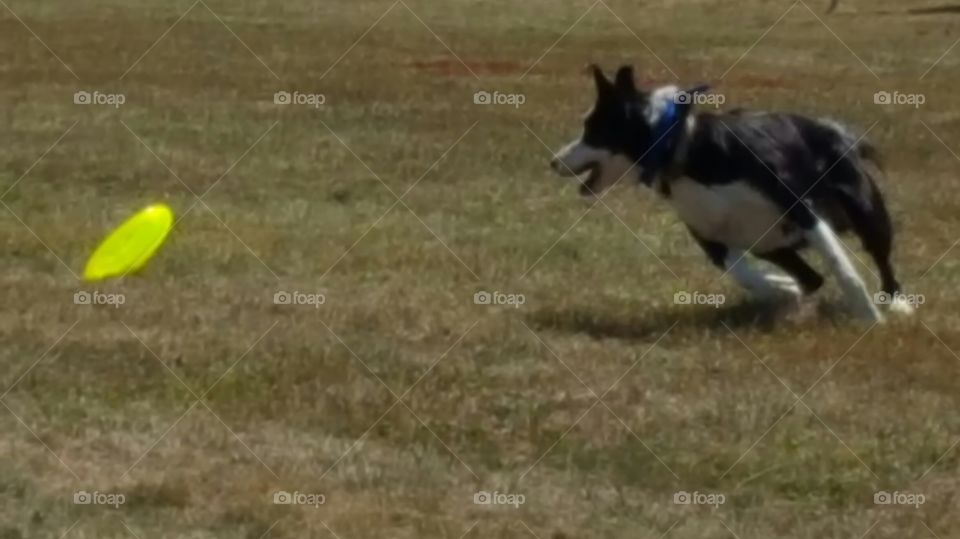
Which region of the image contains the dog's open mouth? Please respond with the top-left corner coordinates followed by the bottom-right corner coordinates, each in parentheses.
top-left (578, 165), bottom-right (601, 196)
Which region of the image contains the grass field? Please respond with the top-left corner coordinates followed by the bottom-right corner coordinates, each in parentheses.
top-left (3, 0), bottom-right (960, 537)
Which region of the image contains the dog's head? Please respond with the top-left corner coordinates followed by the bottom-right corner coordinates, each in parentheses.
top-left (550, 64), bottom-right (707, 197)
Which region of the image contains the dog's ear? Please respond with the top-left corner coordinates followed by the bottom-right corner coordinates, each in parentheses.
top-left (614, 65), bottom-right (636, 93)
top-left (587, 64), bottom-right (613, 96)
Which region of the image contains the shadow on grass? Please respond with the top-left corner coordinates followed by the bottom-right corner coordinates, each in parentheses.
top-left (829, 3), bottom-right (960, 15)
top-left (908, 4), bottom-right (960, 14)
top-left (527, 299), bottom-right (848, 340)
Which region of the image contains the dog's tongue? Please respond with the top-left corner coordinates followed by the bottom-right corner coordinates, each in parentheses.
top-left (579, 168), bottom-right (600, 196)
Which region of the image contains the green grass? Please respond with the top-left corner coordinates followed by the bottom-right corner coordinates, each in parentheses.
top-left (2, 0), bottom-right (960, 537)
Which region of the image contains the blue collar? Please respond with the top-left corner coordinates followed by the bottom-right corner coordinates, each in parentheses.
top-left (639, 99), bottom-right (684, 184)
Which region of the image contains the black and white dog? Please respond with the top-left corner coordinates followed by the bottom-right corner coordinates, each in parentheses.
top-left (550, 65), bottom-right (912, 321)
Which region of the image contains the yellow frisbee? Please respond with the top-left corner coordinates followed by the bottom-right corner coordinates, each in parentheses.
top-left (83, 203), bottom-right (174, 281)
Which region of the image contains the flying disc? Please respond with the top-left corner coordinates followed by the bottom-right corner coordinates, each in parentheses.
top-left (83, 203), bottom-right (174, 281)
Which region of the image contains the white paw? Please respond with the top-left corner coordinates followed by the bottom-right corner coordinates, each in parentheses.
top-left (888, 296), bottom-right (916, 316)
top-left (750, 277), bottom-right (802, 301)
top-left (772, 280), bottom-right (802, 298)
top-left (764, 274), bottom-right (801, 289)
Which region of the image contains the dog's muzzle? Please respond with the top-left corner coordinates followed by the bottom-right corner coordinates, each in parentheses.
top-left (550, 157), bottom-right (602, 196)
top-left (551, 140), bottom-right (611, 196)
top-left (549, 156), bottom-right (563, 173)
top-left (550, 156), bottom-right (592, 177)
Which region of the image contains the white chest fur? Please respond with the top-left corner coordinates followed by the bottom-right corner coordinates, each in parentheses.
top-left (666, 178), bottom-right (801, 252)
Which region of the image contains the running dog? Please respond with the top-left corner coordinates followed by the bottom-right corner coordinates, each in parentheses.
top-left (550, 65), bottom-right (912, 321)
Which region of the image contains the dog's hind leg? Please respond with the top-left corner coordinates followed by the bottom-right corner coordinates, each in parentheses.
top-left (759, 167), bottom-right (881, 320)
top-left (803, 215), bottom-right (883, 321)
top-left (834, 187), bottom-right (912, 315)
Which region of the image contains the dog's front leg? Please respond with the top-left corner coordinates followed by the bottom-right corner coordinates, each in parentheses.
top-left (690, 231), bottom-right (800, 299)
top-left (723, 250), bottom-right (802, 299)
top-left (805, 218), bottom-right (883, 322)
